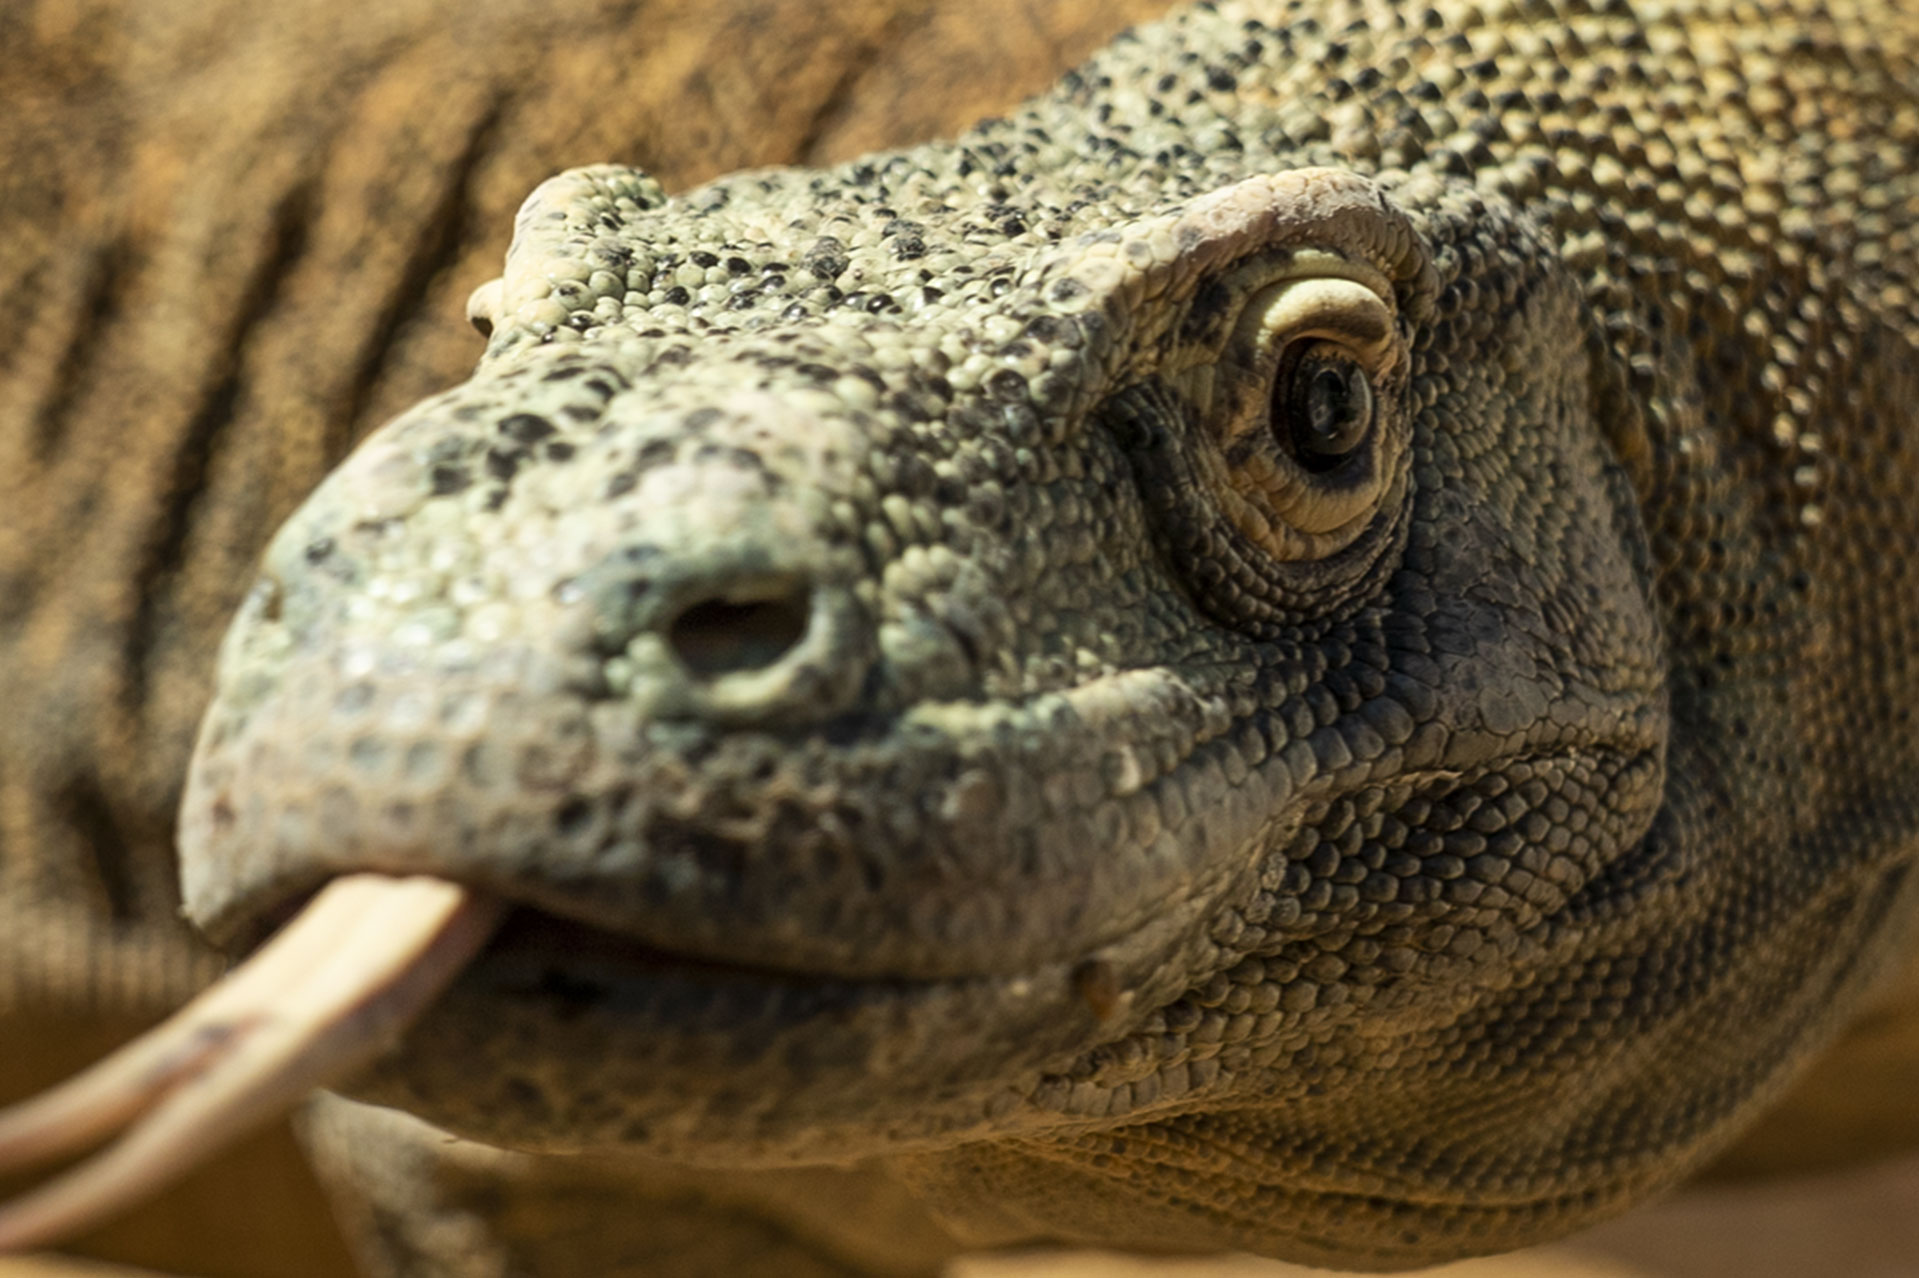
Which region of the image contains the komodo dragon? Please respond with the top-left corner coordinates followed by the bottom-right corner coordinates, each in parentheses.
top-left (6, 0), bottom-right (1919, 1274)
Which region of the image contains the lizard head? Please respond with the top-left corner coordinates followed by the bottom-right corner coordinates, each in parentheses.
top-left (169, 141), bottom-right (1674, 1265)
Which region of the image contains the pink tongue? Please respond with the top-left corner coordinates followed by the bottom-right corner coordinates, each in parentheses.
top-left (0, 874), bottom-right (503, 1253)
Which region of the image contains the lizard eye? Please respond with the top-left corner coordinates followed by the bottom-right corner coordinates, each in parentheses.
top-left (1144, 268), bottom-right (1407, 559)
top-left (1278, 350), bottom-right (1374, 473)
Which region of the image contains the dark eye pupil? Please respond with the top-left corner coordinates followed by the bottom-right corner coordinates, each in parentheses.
top-left (1285, 358), bottom-right (1374, 472)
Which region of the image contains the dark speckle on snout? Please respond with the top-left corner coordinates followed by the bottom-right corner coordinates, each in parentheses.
top-left (499, 413), bottom-right (558, 444)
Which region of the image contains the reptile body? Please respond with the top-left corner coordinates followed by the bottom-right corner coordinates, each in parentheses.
top-left (14, 0), bottom-right (1919, 1273)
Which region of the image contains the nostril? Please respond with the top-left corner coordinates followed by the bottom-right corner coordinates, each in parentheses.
top-left (665, 584), bottom-right (811, 679)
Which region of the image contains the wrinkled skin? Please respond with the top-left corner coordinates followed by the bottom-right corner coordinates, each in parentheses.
top-left (175, 0), bottom-right (1919, 1269)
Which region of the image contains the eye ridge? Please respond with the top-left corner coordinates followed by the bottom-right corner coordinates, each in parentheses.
top-left (1275, 348), bottom-right (1375, 474)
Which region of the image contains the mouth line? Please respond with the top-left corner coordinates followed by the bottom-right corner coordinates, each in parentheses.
top-left (240, 874), bottom-right (1014, 998)
top-left (479, 902), bottom-right (966, 993)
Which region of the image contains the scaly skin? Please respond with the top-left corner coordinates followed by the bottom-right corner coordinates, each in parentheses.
top-left (172, 0), bottom-right (1919, 1270)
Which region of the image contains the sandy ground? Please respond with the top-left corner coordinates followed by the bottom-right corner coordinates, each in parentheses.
top-left (4, 1151), bottom-right (1916, 1277)
top-left (955, 1151), bottom-right (1919, 1277)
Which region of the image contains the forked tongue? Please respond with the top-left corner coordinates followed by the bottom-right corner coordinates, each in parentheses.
top-left (0, 874), bottom-right (503, 1252)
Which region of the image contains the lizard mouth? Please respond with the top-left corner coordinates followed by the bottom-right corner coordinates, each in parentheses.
top-left (307, 868), bottom-right (1205, 1163)
top-left (0, 867), bottom-right (1143, 1253)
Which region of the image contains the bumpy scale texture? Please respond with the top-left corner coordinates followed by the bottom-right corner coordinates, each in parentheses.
top-left (176, 0), bottom-right (1919, 1269)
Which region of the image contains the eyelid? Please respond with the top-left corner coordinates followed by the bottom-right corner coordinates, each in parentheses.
top-left (1233, 275), bottom-right (1397, 365)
